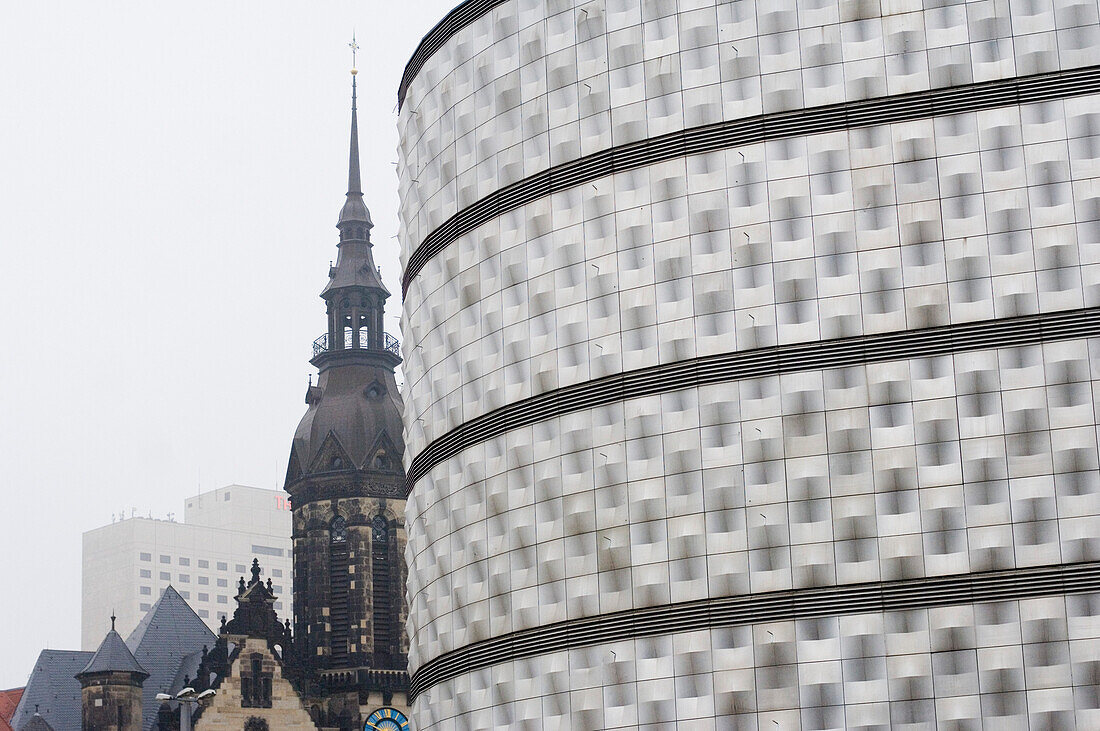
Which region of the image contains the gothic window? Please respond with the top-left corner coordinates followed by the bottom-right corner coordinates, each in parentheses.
top-left (244, 718), bottom-right (269, 731)
top-left (330, 516), bottom-right (347, 543)
top-left (240, 653), bottom-right (272, 709)
top-left (371, 514), bottom-right (396, 664)
top-left (329, 515), bottom-right (351, 664)
top-left (372, 515), bottom-right (388, 542)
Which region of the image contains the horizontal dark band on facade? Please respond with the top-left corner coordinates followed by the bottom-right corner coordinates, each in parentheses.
top-left (399, 0), bottom-right (508, 110)
top-left (406, 307), bottom-right (1100, 492)
top-left (409, 561), bottom-right (1100, 700)
top-left (401, 64), bottom-right (1100, 298)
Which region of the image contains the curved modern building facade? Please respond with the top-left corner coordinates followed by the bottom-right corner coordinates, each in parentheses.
top-left (398, 1), bottom-right (1100, 727)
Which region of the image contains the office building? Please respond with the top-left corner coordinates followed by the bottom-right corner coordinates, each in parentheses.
top-left (82, 484), bottom-right (292, 649)
top-left (398, 0), bottom-right (1100, 727)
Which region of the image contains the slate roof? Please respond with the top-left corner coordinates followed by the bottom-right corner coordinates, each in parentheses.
top-left (20, 717), bottom-right (52, 731)
top-left (167, 649), bottom-right (205, 694)
top-left (125, 586), bottom-right (215, 731)
top-left (12, 587), bottom-right (214, 731)
top-left (10, 650), bottom-right (91, 731)
top-left (79, 629), bottom-right (148, 678)
top-left (0, 688), bottom-right (24, 731)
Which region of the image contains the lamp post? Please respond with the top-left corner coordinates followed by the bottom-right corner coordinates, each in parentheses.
top-left (155, 688), bottom-right (215, 731)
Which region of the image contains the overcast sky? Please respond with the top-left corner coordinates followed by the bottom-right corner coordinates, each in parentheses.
top-left (0, 1), bottom-right (457, 687)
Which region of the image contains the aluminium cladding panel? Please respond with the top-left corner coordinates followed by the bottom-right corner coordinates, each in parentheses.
top-left (404, 336), bottom-right (1100, 673)
top-left (411, 595), bottom-right (1100, 729)
top-left (396, 0), bottom-right (1100, 261)
top-left (401, 90), bottom-right (1100, 464)
top-left (397, 0), bottom-right (1100, 727)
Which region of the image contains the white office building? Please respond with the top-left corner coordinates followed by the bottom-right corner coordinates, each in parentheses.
top-left (399, 0), bottom-right (1100, 727)
top-left (81, 484), bottom-right (293, 650)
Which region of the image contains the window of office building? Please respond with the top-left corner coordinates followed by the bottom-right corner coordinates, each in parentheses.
top-left (198, 576), bottom-right (209, 585)
top-left (271, 569), bottom-right (282, 577)
top-left (139, 552), bottom-right (151, 562)
top-left (217, 596), bottom-right (228, 604)
top-left (179, 574), bottom-right (190, 583)
top-left (160, 555), bottom-right (170, 564)
top-left (235, 564), bottom-right (247, 573)
top-left (140, 569), bottom-right (151, 578)
top-left (217, 578), bottom-right (228, 588)
top-left (178, 557), bottom-right (190, 566)
top-left (198, 593), bottom-right (209, 602)
top-left (160, 572), bottom-right (170, 581)
top-left (217, 562), bottom-right (228, 571)
top-left (198, 559), bottom-right (209, 569)
top-left (140, 586), bottom-right (151, 595)
top-left (140, 603), bottom-right (150, 611)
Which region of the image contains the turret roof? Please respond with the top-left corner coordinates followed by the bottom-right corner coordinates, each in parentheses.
top-left (78, 621), bottom-right (148, 679)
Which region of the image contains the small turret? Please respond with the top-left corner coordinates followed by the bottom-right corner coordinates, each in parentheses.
top-left (76, 616), bottom-right (149, 731)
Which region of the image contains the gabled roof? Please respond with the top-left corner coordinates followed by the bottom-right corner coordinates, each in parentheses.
top-left (20, 717), bottom-right (52, 731)
top-left (12, 589), bottom-right (214, 731)
top-left (126, 586), bottom-right (215, 731)
top-left (79, 628), bottom-right (148, 679)
top-left (10, 650), bottom-right (91, 731)
top-left (0, 688), bottom-right (24, 731)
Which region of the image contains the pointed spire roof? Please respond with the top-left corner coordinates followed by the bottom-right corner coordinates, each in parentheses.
top-left (338, 71), bottom-right (372, 229)
top-left (348, 74), bottom-right (362, 195)
top-left (125, 586), bottom-right (215, 729)
top-left (77, 617), bottom-right (148, 679)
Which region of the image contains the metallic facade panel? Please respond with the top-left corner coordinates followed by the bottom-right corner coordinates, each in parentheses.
top-left (398, 0), bottom-right (1100, 727)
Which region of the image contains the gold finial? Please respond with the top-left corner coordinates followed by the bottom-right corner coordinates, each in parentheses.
top-left (349, 33), bottom-right (359, 75)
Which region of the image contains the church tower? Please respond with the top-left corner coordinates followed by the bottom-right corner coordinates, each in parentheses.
top-left (283, 60), bottom-right (410, 731)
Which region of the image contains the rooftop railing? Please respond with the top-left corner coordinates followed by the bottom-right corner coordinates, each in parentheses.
top-left (313, 330), bottom-right (401, 358)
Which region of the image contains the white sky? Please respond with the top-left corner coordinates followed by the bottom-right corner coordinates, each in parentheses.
top-left (0, 1), bottom-right (458, 687)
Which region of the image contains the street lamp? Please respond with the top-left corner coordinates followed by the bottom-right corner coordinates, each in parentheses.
top-left (155, 688), bottom-right (215, 731)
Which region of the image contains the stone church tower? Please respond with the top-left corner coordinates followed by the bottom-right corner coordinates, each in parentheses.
top-left (283, 68), bottom-right (410, 730)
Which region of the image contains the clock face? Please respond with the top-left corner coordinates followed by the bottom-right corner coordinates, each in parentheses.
top-left (365, 707), bottom-right (409, 731)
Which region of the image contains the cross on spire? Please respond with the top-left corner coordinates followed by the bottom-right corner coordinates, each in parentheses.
top-left (349, 33), bottom-right (359, 72)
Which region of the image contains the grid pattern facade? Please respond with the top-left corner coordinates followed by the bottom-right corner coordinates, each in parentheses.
top-left (397, 0), bottom-right (1100, 727)
top-left (414, 597), bottom-right (1100, 728)
top-left (404, 341), bottom-right (1100, 661)
top-left (81, 485), bottom-right (292, 649)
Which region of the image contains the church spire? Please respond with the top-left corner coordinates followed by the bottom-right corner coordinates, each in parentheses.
top-left (338, 37), bottom-right (372, 234)
top-left (348, 67), bottom-right (361, 195)
top-left (312, 42), bottom-right (394, 364)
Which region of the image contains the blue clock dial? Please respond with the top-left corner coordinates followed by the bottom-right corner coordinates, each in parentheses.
top-left (365, 707), bottom-right (409, 731)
